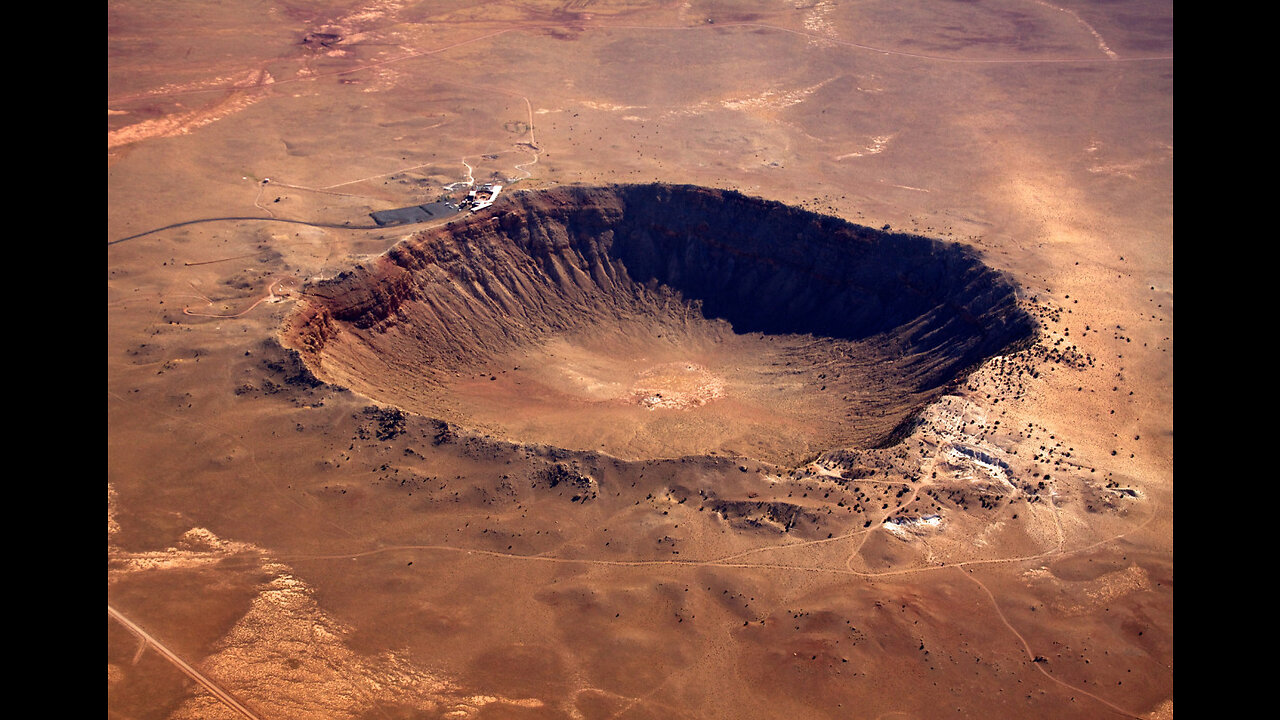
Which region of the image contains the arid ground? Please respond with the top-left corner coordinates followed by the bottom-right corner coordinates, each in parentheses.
top-left (108, 2), bottom-right (1173, 718)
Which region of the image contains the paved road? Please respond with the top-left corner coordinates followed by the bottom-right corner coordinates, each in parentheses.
top-left (108, 216), bottom-right (384, 245)
top-left (108, 604), bottom-right (262, 720)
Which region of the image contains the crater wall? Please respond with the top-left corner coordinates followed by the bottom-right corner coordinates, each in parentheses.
top-left (282, 184), bottom-right (1035, 463)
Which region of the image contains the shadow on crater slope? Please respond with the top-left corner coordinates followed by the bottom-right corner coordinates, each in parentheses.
top-left (282, 184), bottom-right (1035, 465)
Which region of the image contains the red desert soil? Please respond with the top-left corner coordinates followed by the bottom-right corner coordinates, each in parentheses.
top-left (109, 2), bottom-right (1173, 718)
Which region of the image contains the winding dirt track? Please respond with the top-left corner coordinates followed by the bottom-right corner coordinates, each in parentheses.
top-left (957, 570), bottom-right (1143, 719)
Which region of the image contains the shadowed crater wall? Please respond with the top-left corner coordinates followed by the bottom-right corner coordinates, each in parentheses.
top-left (282, 184), bottom-right (1035, 464)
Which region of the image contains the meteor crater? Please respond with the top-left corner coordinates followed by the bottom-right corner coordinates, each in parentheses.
top-left (283, 184), bottom-right (1035, 464)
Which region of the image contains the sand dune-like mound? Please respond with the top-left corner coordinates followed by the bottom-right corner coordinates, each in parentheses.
top-left (282, 184), bottom-right (1034, 464)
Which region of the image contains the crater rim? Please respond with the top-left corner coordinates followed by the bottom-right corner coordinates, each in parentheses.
top-left (281, 183), bottom-right (1037, 465)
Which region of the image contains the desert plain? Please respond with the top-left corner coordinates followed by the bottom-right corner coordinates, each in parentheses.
top-left (108, 2), bottom-right (1173, 718)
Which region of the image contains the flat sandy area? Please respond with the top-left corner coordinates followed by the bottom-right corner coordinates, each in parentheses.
top-left (109, 2), bottom-right (1173, 718)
